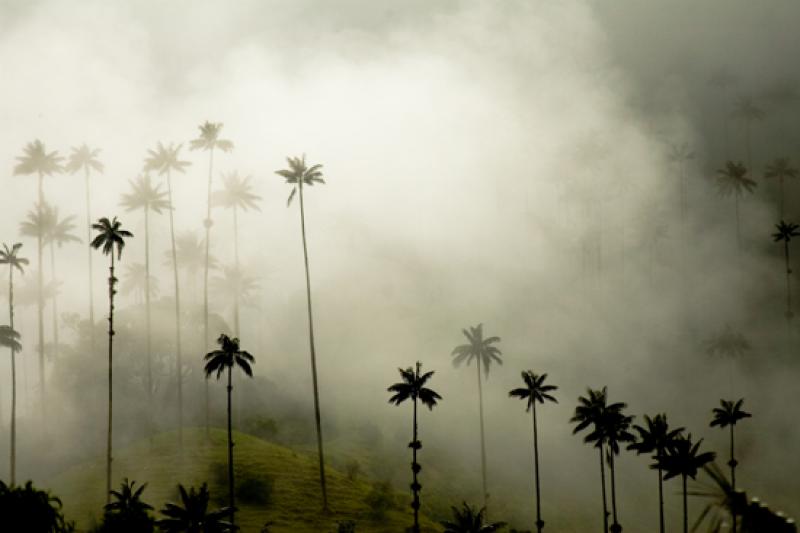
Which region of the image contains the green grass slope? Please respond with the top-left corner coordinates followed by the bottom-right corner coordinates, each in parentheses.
top-left (47, 428), bottom-right (440, 532)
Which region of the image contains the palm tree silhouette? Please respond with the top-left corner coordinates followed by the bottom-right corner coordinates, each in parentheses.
top-left (144, 142), bottom-right (190, 444)
top-left (704, 324), bottom-right (750, 392)
top-left (690, 462), bottom-right (748, 533)
top-left (189, 122), bottom-right (233, 395)
top-left (158, 483), bottom-right (233, 532)
top-left (710, 398), bottom-right (751, 533)
top-left (163, 231), bottom-right (216, 304)
top-left (44, 207), bottom-right (80, 361)
top-left (121, 174), bottom-right (170, 425)
top-left (452, 323), bottom-right (502, 514)
top-left (764, 158), bottom-right (798, 220)
top-left (772, 220), bottom-right (800, 319)
top-left (204, 333), bottom-right (254, 529)
top-left (0, 243), bottom-right (27, 484)
top-left (655, 434), bottom-right (716, 533)
top-left (509, 371), bottom-right (557, 533)
top-left (715, 161), bottom-right (757, 252)
top-left (600, 406), bottom-right (635, 533)
top-left (13, 139), bottom-right (62, 421)
top-left (65, 144), bottom-right (104, 345)
top-left (210, 265), bottom-right (260, 337)
top-left (440, 502), bottom-right (507, 533)
top-left (276, 154), bottom-right (328, 509)
top-left (388, 361), bottom-right (442, 532)
top-left (102, 478), bottom-right (154, 532)
top-left (627, 413), bottom-right (684, 533)
top-left (731, 97), bottom-right (765, 169)
top-left (91, 216), bottom-right (134, 503)
top-left (122, 263), bottom-right (160, 304)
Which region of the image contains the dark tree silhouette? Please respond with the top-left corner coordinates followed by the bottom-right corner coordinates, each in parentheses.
top-left (13, 139), bottom-right (63, 421)
top-left (509, 371), bottom-right (557, 533)
top-left (440, 502), bottom-right (507, 533)
top-left (0, 243), bottom-right (27, 484)
top-left (764, 158), bottom-right (798, 220)
top-left (388, 361), bottom-right (442, 532)
top-left (157, 483), bottom-right (233, 533)
top-left (690, 462), bottom-right (748, 533)
top-left (710, 398), bottom-right (751, 533)
top-left (121, 174), bottom-right (170, 426)
top-left (144, 142), bottom-right (190, 444)
top-left (91, 216), bottom-right (134, 503)
top-left (627, 413), bottom-right (684, 533)
top-left (655, 434), bottom-right (716, 533)
top-left (204, 333), bottom-right (254, 528)
top-left (276, 154), bottom-right (329, 509)
top-left (0, 480), bottom-right (74, 532)
top-left (772, 220), bottom-right (800, 319)
top-left (65, 144), bottom-right (104, 346)
top-left (100, 478), bottom-right (154, 533)
top-left (452, 323), bottom-right (502, 514)
top-left (715, 161), bottom-right (757, 252)
top-left (600, 406), bottom-right (635, 533)
top-left (731, 97), bottom-right (765, 169)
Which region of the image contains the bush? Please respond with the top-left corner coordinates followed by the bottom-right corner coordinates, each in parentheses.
top-left (336, 520), bottom-right (356, 533)
top-left (0, 480), bottom-right (75, 532)
top-left (364, 481), bottom-right (394, 520)
top-left (237, 473), bottom-right (274, 506)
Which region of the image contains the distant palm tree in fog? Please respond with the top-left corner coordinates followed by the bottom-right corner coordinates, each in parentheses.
top-left (668, 142), bottom-right (696, 230)
top-left (91, 216), bottom-right (134, 504)
top-left (204, 333), bottom-right (254, 529)
top-left (65, 144), bottom-right (104, 343)
top-left (772, 220), bottom-right (800, 318)
top-left (715, 161), bottom-right (757, 252)
top-left (710, 398), bottom-right (751, 533)
top-left (0, 242), bottom-right (27, 485)
top-left (210, 265), bottom-right (259, 337)
top-left (627, 413), bottom-right (684, 533)
top-left (121, 174), bottom-right (170, 428)
top-left (764, 158), bottom-right (798, 220)
top-left (144, 142), bottom-right (190, 444)
top-left (509, 371), bottom-right (557, 533)
top-left (452, 323), bottom-right (503, 515)
top-left (13, 139), bottom-right (63, 420)
top-left (731, 97), bottom-right (765, 170)
top-left (164, 232), bottom-right (217, 303)
top-left (388, 361), bottom-right (442, 533)
top-left (158, 483), bottom-right (233, 533)
top-left (122, 263), bottom-right (160, 304)
top-left (276, 154), bottom-right (329, 510)
top-left (440, 502), bottom-right (506, 533)
top-left (655, 434), bottom-right (715, 533)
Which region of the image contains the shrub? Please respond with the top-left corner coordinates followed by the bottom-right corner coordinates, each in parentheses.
top-left (0, 480), bottom-right (75, 532)
top-left (364, 481), bottom-right (394, 520)
top-left (237, 472), bottom-right (274, 506)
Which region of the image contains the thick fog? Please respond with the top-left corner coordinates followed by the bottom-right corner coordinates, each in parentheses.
top-left (0, 0), bottom-right (798, 529)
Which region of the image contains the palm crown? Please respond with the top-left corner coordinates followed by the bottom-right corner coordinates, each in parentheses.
top-left (64, 144), bottom-right (104, 174)
top-left (105, 478), bottom-right (153, 516)
top-left (0, 326), bottom-right (22, 352)
top-left (0, 243), bottom-right (29, 274)
top-left (451, 324), bottom-right (502, 376)
top-left (509, 371), bottom-right (558, 410)
top-left (388, 363), bottom-right (442, 410)
top-left (213, 171), bottom-right (262, 211)
top-left (704, 325), bottom-right (750, 359)
top-left (143, 142), bottom-right (191, 176)
top-left (715, 161), bottom-right (756, 198)
top-left (731, 96), bottom-right (765, 122)
top-left (627, 413), bottom-right (684, 456)
top-left (764, 157), bottom-right (798, 182)
top-left (276, 154), bottom-right (325, 206)
top-left (164, 232), bottom-right (215, 274)
top-left (571, 387), bottom-right (632, 452)
top-left (710, 398), bottom-right (752, 429)
top-left (189, 121), bottom-right (234, 153)
top-left (772, 220), bottom-right (800, 243)
top-left (157, 483), bottom-right (232, 533)
top-left (440, 502), bottom-right (507, 533)
top-left (210, 265), bottom-right (260, 309)
top-left (204, 334), bottom-right (254, 379)
top-left (668, 142), bottom-right (695, 164)
top-left (655, 434), bottom-right (716, 481)
top-left (120, 175), bottom-right (170, 214)
top-left (13, 140), bottom-right (63, 177)
top-left (91, 217), bottom-right (133, 259)
top-left (20, 203), bottom-right (80, 248)
top-left (122, 263), bottom-right (160, 300)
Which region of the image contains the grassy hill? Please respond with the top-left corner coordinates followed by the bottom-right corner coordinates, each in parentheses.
top-left (47, 428), bottom-right (441, 532)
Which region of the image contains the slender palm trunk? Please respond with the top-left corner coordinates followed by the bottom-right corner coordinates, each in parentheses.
top-left (233, 206), bottom-right (240, 337)
top-left (745, 122), bottom-right (752, 171)
top-left (144, 207), bottom-right (153, 439)
top-left (85, 167), bottom-right (95, 348)
top-left (784, 240), bottom-right (792, 319)
top-left (8, 266), bottom-right (17, 484)
top-left (599, 445), bottom-right (609, 533)
top-left (682, 474), bottom-right (688, 533)
top-left (734, 195), bottom-right (742, 253)
top-left (166, 171), bottom-right (183, 446)
top-left (779, 177), bottom-right (785, 220)
top-left (227, 365), bottom-right (235, 528)
top-left (532, 403), bottom-right (543, 532)
top-left (730, 426), bottom-right (737, 533)
top-left (476, 358), bottom-right (489, 515)
top-left (298, 182), bottom-right (328, 510)
top-left (411, 389), bottom-right (420, 533)
top-left (106, 252), bottom-right (116, 504)
top-left (36, 171), bottom-right (45, 423)
top-left (609, 451), bottom-right (621, 532)
top-left (49, 244), bottom-right (59, 360)
top-left (656, 451), bottom-right (665, 533)
top-left (203, 148), bottom-right (215, 437)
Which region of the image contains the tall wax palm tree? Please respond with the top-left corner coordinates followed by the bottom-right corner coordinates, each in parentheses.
top-left (13, 139), bottom-right (63, 420)
top-left (91, 216), bottom-right (134, 504)
top-left (655, 434), bottom-right (716, 533)
top-left (704, 324), bottom-right (751, 393)
top-left (210, 265), bottom-right (260, 337)
top-left (189, 122), bottom-right (233, 383)
top-left (627, 413), bottom-right (684, 533)
top-left (710, 398), bottom-right (751, 533)
top-left (715, 161), bottom-right (757, 252)
top-left (276, 154), bottom-right (328, 508)
top-left (122, 263), bottom-right (160, 304)
top-left (600, 406), bottom-right (635, 533)
top-left (440, 502), bottom-right (507, 533)
top-left (731, 97), bottom-right (765, 170)
top-left (121, 174), bottom-right (170, 421)
top-left (0, 244), bottom-right (27, 483)
top-left (764, 158), bottom-right (798, 220)
top-left (43, 207), bottom-right (81, 360)
top-left (65, 144), bottom-right (104, 344)
top-left (204, 333), bottom-right (254, 529)
top-left (509, 371), bottom-right (557, 533)
top-left (452, 323), bottom-right (502, 514)
top-left (388, 361), bottom-right (442, 532)
top-left (144, 143), bottom-right (190, 443)
top-left (772, 220), bottom-right (800, 319)
top-left (158, 483), bottom-right (233, 533)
